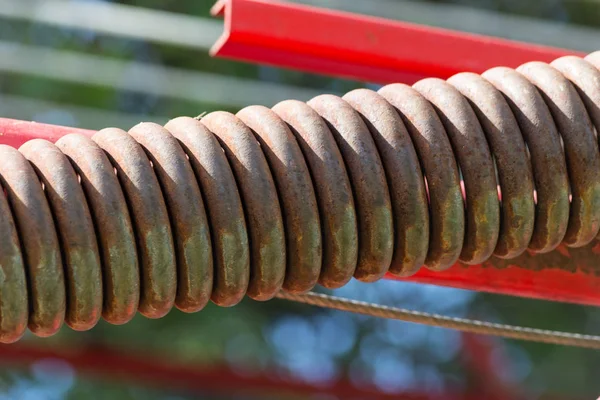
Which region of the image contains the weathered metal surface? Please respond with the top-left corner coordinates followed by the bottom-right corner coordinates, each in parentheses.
top-left (343, 89), bottom-right (429, 277)
top-left (0, 145), bottom-right (65, 337)
top-left (273, 100), bottom-right (358, 288)
top-left (0, 152), bottom-right (28, 342)
top-left (483, 68), bottom-right (570, 254)
top-left (165, 117), bottom-right (249, 307)
top-left (2, 52), bottom-right (600, 341)
top-left (55, 134), bottom-right (139, 325)
top-left (308, 95), bottom-right (394, 282)
top-left (379, 84), bottom-right (465, 271)
top-left (448, 73), bottom-right (534, 259)
top-left (93, 128), bottom-right (177, 319)
top-left (414, 79), bottom-right (500, 265)
top-left (518, 62), bottom-right (600, 247)
top-left (201, 112), bottom-right (286, 301)
top-left (237, 106), bottom-right (322, 294)
top-left (552, 56), bottom-right (600, 155)
top-left (19, 139), bottom-right (103, 331)
top-left (129, 123), bottom-right (213, 313)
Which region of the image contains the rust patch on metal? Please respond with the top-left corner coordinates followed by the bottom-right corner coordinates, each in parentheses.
top-left (201, 112), bottom-right (285, 301)
top-left (449, 72), bottom-right (535, 259)
top-left (0, 162), bottom-right (28, 342)
top-left (343, 89), bottom-right (429, 277)
top-left (553, 56), bottom-right (600, 143)
top-left (20, 139), bottom-right (102, 331)
top-left (519, 62), bottom-right (600, 247)
top-left (237, 106), bottom-right (322, 293)
top-left (56, 133), bottom-right (139, 325)
top-left (484, 67), bottom-right (570, 254)
top-left (307, 94), bottom-right (393, 282)
top-left (0, 145), bottom-right (65, 337)
top-left (93, 128), bottom-right (176, 318)
top-left (273, 100), bottom-right (358, 288)
top-left (414, 78), bottom-right (500, 265)
top-left (165, 117), bottom-right (249, 307)
top-left (129, 123), bottom-right (213, 313)
top-left (379, 84), bottom-right (464, 271)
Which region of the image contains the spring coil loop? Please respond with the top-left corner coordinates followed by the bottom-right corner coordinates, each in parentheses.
top-left (1, 53), bottom-right (600, 342)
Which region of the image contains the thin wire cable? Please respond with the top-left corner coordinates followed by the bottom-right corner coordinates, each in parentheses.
top-left (275, 291), bottom-right (600, 350)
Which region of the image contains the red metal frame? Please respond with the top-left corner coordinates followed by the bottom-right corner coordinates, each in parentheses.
top-left (461, 334), bottom-right (521, 400)
top-left (210, 0), bottom-right (584, 84)
top-left (0, 343), bottom-right (446, 399)
top-left (0, 118), bottom-right (92, 147)
top-left (406, 240), bottom-right (600, 306)
top-left (0, 339), bottom-right (569, 399)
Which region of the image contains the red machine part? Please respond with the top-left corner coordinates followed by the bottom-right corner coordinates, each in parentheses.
top-left (0, 118), bottom-right (93, 146)
top-left (210, 0), bottom-right (584, 84)
top-left (0, 343), bottom-right (450, 400)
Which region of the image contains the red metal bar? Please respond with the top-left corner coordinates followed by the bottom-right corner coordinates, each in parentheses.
top-left (209, 0), bottom-right (584, 84)
top-left (0, 117), bottom-right (93, 148)
top-left (403, 241), bottom-right (600, 307)
top-left (0, 343), bottom-right (451, 399)
top-left (461, 334), bottom-right (523, 400)
top-left (1, 118), bottom-right (599, 307)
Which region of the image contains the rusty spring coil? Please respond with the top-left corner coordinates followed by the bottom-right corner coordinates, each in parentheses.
top-left (1, 52), bottom-right (600, 343)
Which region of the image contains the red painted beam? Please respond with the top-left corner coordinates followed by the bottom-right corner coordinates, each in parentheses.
top-left (0, 343), bottom-right (448, 399)
top-left (401, 241), bottom-right (600, 307)
top-left (0, 117), bottom-right (93, 148)
top-left (209, 0), bottom-right (583, 84)
top-left (461, 334), bottom-right (523, 400)
top-left (1, 118), bottom-right (599, 307)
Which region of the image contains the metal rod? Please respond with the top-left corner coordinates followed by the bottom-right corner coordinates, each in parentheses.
top-left (209, 0), bottom-right (583, 84)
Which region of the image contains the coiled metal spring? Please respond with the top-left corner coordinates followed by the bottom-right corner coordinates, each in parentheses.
top-left (1, 52), bottom-right (600, 343)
